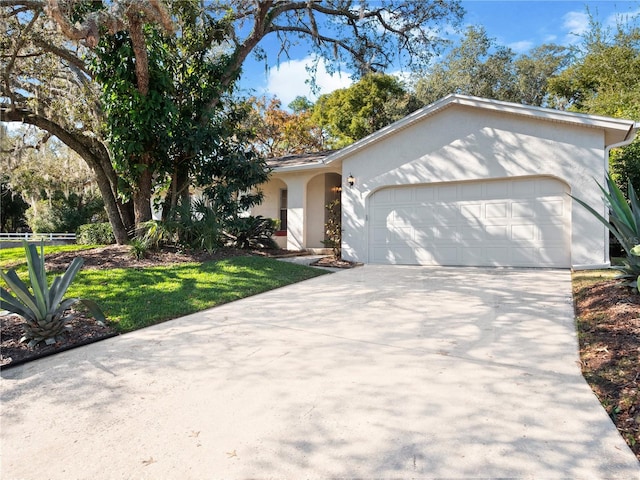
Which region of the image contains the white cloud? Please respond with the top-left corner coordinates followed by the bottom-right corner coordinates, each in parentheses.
top-left (562, 11), bottom-right (590, 44)
top-left (263, 57), bottom-right (353, 107)
top-left (508, 40), bottom-right (534, 53)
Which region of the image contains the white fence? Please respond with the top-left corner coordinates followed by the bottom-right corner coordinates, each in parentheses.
top-left (0, 232), bottom-right (76, 242)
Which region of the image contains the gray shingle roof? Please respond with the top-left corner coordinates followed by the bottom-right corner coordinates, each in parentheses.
top-left (266, 151), bottom-right (336, 169)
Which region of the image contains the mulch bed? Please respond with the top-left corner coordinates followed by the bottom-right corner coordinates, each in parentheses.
top-left (573, 279), bottom-right (640, 461)
top-left (310, 256), bottom-right (362, 268)
top-left (1, 313), bottom-right (117, 368)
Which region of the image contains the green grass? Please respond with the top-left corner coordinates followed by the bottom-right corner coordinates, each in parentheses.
top-left (0, 244), bottom-right (99, 268)
top-left (2, 244), bottom-right (328, 333)
top-left (63, 256), bottom-right (327, 332)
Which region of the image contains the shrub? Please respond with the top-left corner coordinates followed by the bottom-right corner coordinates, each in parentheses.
top-left (137, 198), bottom-right (223, 253)
top-left (26, 192), bottom-right (106, 234)
top-left (0, 241), bottom-right (106, 346)
top-left (224, 216), bottom-right (278, 250)
top-left (77, 222), bottom-right (115, 245)
top-left (129, 238), bottom-right (148, 260)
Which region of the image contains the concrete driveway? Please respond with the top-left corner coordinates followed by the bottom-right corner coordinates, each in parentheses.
top-left (1, 266), bottom-right (639, 479)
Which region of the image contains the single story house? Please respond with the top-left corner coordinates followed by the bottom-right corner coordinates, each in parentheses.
top-left (251, 94), bottom-right (638, 269)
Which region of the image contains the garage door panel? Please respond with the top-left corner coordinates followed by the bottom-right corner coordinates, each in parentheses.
top-left (486, 182), bottom-right (509, 198)
top-left (368, 178), bottom-right (570, 267)
top-left (485, 225), bottom-right (510, 241)
top-left (460, 225), bottom-right (486, 241)
top-left (511, 224), bottom-right (536, 241)
top-left (462, 247), bottom-right (484, 263)
top-left (513, 180), bottom-right (536, 197)
top-left (512, 201), bottom-right (536, 218)
top-left (486, 203), bottom-right (508, 218)
top-left (437, 185), bottom-right (458, 200)
top-left (431, 247), bottom-right (459, 264)
top-left (486, 247), bottom-right (511, 264)
top-left (370, 206), bottom-right (392, 225)
top-left (461, 203), bottom-right (482, 219)
top-left (538, 222), bottom-right (567, 242)
top-left (511, 247), bottom-right (538, 265)
top-left (538, 178), bottom-right (567, 195)
top-left (415, 187), bottom-right (435, 201)
top-left (371, 189), bottom-right (394, 205)
top-left (392, 227), bottom-right (413, 243)
top-left (376, 246), bottom-right (417, 264)
top-left (540, 247), bottom-right (568, 265)
top-left (461, 183), bottom-right (483, 197)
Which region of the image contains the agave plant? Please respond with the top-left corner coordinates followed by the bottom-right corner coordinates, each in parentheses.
top-left (0, 242), bottom-right (106, 347)
top-left (571, 173), bottom-right (640, 279)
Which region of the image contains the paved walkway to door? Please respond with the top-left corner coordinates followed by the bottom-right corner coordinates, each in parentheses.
top-left (2, 266), bottom-right (639, 478)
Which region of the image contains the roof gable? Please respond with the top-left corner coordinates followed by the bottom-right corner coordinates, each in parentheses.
top-left (322, 94), bottom-right (638, 165)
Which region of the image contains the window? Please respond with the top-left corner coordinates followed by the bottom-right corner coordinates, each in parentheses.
top-left (279, 189), bottom-right (287, 232)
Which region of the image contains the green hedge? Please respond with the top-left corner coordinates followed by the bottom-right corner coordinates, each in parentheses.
top-left (76, 222), bottom-right (115, 245)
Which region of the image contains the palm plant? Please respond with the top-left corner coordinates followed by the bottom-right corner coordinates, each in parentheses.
top-left (571, 173), bottom-right (640, 279)
top-left (223, 215), bottom-right (278, 250)
top-left (0, 242), bottom-right (105, 347)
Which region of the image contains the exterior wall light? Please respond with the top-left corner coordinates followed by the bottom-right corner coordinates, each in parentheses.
top-left (347, 174), bottom-right (355, 187)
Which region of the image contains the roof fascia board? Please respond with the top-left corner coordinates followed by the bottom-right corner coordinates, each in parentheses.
top-left (271, 161), bottom-right (335, 173)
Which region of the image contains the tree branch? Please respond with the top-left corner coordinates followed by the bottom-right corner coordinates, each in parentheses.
top-left (32, 37), bottom-right (92, 77)
top-left (3, 5), bottom-right (41, 108)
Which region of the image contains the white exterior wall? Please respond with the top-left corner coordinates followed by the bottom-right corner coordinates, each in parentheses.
top-left (307, 174), bottom-right (327, 248)
top-left (256, 168), bottom-right (340, 251)
top-left (341, 105), bottom-right (609, 268)
top-left (252, 178), bottom-right (287, 248)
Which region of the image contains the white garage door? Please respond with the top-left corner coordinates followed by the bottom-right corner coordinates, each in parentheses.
top-left (368, 177), bottom-right (570, 267)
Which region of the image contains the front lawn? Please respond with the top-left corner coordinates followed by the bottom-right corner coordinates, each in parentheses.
top-left (67, 255), bottom-right (327, 332)
top-left (1, 245), bottom-right (329, 366)
top-left (1, 246), bottom-right (327, 333)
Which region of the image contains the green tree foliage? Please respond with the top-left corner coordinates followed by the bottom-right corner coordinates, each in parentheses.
top-left (548, 15), bottom-right (640, 117)
top-left (288, 96), bottom-right (315, 114)
top-left (2, 0), bottom-right (464, 242)
top-left (547, 13), bottom-right (640, 196)
top-left (415, 26), bottom-right (569, 106)
top-left (25, 191), bottom-right (105, 234)
top-left (312, 73), bottom-right (419, 147)
top-left (190, 104), bottom-right (269, 225)
top-left (0, 177), bottom-right (29, 232)
top-left (92, 28), bottom-right (175, 224)
top-left (514, 44), bottom-right (573, 106)
top-left (611, 139), bottom-right (640, 199)
top-left (2, 128), bottom-right (105, 233)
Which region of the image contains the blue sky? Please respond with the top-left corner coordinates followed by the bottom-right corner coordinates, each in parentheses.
top-left (238, 1), bottom-right (640, 107)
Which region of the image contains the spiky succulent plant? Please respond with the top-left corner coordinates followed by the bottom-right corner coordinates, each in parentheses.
top-left (0, 242), bottom-right (105, 347)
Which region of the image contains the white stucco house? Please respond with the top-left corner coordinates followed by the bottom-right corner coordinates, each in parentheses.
top-left (251, 94), bottom-right (638, 269)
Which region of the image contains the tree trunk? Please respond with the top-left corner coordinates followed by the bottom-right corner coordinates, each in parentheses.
top-left (133, 154), bottom-right (153, 227)
top-left (92, 164), bottom-right (130, 244)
